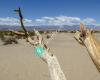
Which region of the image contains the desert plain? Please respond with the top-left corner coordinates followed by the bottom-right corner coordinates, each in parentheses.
top-left (0, 33), bottom-right (100, 80)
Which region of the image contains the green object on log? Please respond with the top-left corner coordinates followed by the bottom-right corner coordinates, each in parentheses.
top-left (34, 46), bottom-right (45, 57)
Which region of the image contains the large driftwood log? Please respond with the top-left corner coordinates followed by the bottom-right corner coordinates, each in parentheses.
top-left (11, 8), bottom-right (67, 80)
top-left (74, 23), bottom-right (100, 72)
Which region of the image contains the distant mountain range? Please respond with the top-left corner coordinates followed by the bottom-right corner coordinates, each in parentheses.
top-left (0, 25), bottom-right (100, 31)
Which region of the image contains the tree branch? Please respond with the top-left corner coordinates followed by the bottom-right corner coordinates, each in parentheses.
top-left (9, 30), bottom-right (25, 36)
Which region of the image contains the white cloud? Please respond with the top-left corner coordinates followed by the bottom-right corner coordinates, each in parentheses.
top-left (0, 16), bottom-right (97, 26)
top-left (35, 16), bottom-right (81, 25)
top-left (82, 18), bottom-right (96, 25)
top-left (0, 17), bottom-right (19, 26)
top-left (0, 17), bottom-right (34, 26)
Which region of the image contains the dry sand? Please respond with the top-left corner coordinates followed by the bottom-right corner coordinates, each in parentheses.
top-left (0, 33), bottom-right (100, 80)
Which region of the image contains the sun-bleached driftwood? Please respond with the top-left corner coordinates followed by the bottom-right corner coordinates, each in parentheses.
top-left (9, 30), bottom-right (25, 36)
top-left (11, 8), bottom-right (67, 80)
top-left (74, 23), bottom-right (100, 72)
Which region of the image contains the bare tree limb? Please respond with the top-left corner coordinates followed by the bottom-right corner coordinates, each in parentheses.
top-left (9, 29), bottom-right (25, 36)
top-left (14, 8), bottom-right (29, 38)
top-left (13, 8), bottom-right (67, 80)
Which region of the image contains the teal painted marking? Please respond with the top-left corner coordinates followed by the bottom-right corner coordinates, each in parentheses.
top-left (34, 46), bottom-right (45, 57)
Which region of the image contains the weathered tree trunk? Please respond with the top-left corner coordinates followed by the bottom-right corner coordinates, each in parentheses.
top-left (42, 52), bottom-right (66, 80)
top-left (13, 8), bottom-right (67, 80)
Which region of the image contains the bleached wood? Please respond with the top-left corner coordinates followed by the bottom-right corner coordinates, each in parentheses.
top-left (12, 8), bottom-right (67, 80)
top-left (74, 23), bottom-right (100, 72)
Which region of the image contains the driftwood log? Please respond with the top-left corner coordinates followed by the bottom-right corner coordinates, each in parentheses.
top-left (10, 8), bottom-right (67, 80)
top-left (74, 23), bottom-right (100, 72)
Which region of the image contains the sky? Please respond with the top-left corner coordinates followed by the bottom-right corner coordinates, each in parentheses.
top-left (0, 0), bottom-right (100, 26)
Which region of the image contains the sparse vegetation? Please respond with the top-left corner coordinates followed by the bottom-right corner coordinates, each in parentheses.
top-left (0, 31), bottom-right (18, 45)
top-left (46, 34), bottom-right (51, 39)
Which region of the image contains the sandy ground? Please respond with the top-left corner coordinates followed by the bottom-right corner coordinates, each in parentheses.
top-left (0, 33), bottom-right (100, 80)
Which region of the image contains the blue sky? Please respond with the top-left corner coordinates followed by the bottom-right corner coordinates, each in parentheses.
top-left (0, 0), bottom-right (100, 26)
